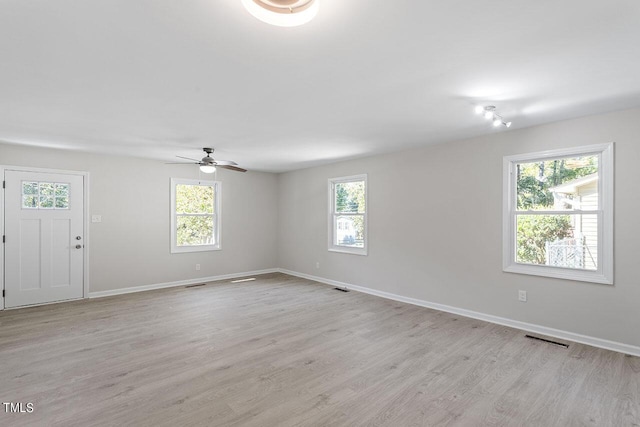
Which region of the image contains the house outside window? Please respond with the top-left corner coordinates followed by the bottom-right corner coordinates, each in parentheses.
top-left (503, 143), bottom-right (613, 284)
top-left (170, 178), bottom-right (221, 253)
top-left (329, 175), bottom-right (367, 255)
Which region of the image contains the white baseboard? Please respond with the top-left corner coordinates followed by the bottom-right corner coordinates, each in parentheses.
top-left (278, 268), bottom-right (640, 358)
top-left (88, 268), bottom-right (279, 299)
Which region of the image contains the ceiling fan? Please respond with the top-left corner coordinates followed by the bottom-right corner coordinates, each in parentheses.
top-left (166, 148), bottom-right (247, 173)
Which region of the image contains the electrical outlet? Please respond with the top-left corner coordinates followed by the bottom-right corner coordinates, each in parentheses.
top-left (518, 290), bottom-right (527, 302)
top-left (195, 264), bottom-right (201, 271)
top-left (316, 261), bottom-right (320, 269)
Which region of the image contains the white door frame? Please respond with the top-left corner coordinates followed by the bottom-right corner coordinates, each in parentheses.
top-left (1, 165), bottom-right (90, 310)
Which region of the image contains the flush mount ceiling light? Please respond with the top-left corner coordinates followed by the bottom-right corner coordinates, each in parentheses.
top-left (474, 105), bottom-right (512, 128)
top-left (241, 0), bottom-right (319, 27)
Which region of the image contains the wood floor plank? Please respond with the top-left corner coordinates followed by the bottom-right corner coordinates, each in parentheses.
top-left (0, 273), bottom-right (638, 426)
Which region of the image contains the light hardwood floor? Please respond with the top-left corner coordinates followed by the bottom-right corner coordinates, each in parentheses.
top-left (0, 273), bottom-right (638, 426)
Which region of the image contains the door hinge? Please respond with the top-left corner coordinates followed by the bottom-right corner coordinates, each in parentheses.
top-left (2, 180), bottom-right (5, 189)
top-left (2, 235), bottom-right (4, 243)
top-left (2, 290), bottom-right (4, 298)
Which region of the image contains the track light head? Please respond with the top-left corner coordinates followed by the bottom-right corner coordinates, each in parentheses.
top-left (474, 105), bottom-right (511, 129)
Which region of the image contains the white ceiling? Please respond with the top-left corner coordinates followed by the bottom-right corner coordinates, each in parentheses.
top-left (1, 0), bottom-right (639, 172)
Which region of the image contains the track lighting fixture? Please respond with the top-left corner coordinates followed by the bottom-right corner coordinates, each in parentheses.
top-left (475, 105), bottom-right (512, 128)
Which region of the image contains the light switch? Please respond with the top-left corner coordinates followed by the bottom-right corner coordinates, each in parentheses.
top-left (92, 215), bottom-right (102, 223)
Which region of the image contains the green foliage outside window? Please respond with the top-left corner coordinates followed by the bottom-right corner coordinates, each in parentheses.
top-left (516, 156), bottom-right (597, 265)
top-left (516, 215), bottom-right (573, 264)
top-left (176, 185), bottom-right (214, 214)
top-left (176, 184), bottom-right (215, 246)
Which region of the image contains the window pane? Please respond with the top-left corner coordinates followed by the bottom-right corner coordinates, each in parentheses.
top-left (516, 155), bottom-right (598, 211)
top-left (23, 195), bottom-right (38, 209)
top-left (23, 182), bottom-right (38, 195)
top-left (55, 196), bottom-right (69, 209)
top-left (39, 196), bottom-right (53, 208)
top-left (39, 182), bottom-right (54, 197)
top-left (335, 215), bottom-right (365, 248)
top-left (335, 181), bottom-right (365, 213)
top-left (516, 214), bottom-right (598, 270)
top-left (176, 184), bottom-right (214, 214)
top-left (55, 183), bottom-right (69, 197)
top-left (177, 215), bottom-right (214, 246)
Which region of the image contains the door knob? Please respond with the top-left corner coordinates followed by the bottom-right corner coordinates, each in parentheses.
top-left (75, 244), bottom-right (82, 249)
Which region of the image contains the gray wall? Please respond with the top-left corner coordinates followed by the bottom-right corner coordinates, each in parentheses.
top-left (277, 107), bottom-right (640, 347)
top-left (0, 144), bottom-right (279, 293)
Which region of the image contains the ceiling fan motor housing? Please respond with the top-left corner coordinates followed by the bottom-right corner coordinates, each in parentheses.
top-left (202, 147), bottom-right (215, 164)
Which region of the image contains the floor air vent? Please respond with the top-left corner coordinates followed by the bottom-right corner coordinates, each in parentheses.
top-left (525, 334), bottom-right (569, 348)
top-left (334, 287), bottom-right (349, 292)
top-left (185, 283), bottom-right (207, 288)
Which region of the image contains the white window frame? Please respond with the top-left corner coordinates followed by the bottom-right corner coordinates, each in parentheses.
top-left (170, 178), bottom-right (221, 254)
top-left (503, 143), bottom-right (614, 284)
top-left (328, 174), bottom-right (368, 256)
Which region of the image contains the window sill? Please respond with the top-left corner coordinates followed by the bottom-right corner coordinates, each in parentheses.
top-left (171, 245), bottom-right (221, 254)
top-left (503, 263), bottom-right (613, 285)
top-left (328, 246), bottom-right (367, 256)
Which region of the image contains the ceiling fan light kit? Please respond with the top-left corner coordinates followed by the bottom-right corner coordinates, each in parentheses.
top-left (475, 105), bottom-right (512, 128)
top-left (241, 0), bottom-right (319, 27)
top-left (199, 165), bottom-right (216, 174)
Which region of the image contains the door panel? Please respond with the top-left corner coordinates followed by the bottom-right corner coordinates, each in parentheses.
top-left (19, 219), bottom-right (42, 290)
top-left (4, 171), bottom-right (84, 308)
top-left (51, 218), bottom-right (72, 287)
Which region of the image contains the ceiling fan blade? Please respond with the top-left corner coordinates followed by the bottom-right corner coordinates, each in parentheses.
top-left (213, 160), bottom-right (238, 166)
top-left (165, 162), bottom-right (200, 165)
top-left (217, 165), bottom-right (247, 173)
top-left (176, 155), bottom-right (200, 161)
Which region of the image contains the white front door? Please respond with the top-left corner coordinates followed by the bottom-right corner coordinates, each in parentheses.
top-left (4, 170), bottom-right (84, 308)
